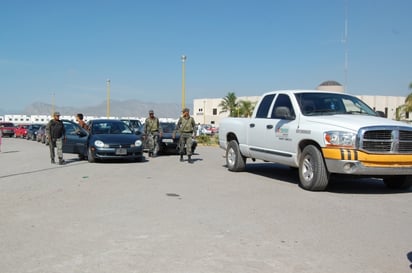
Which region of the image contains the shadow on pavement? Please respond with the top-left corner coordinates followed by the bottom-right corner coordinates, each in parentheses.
top-left (230, 162), bottom-right (412, 195)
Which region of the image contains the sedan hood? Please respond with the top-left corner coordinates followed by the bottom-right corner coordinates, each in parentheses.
top-left (91, 134), bottom-right (141, 144)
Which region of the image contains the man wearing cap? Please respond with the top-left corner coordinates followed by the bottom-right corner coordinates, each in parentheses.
top-left (144, 110), bottom-right (162, 157)
top-left (46, 112), bottom-right (66, 165)
top-left (175, 108), bottom-right (196, 163)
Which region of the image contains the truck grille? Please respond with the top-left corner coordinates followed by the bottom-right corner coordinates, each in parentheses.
top-left (358, 126), bottom-right (412, 153)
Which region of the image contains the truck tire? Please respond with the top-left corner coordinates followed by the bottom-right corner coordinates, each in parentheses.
top-left (298, 145), bottom-right (329, 191)
top-left (226, 140), bottom-right (246, 172)
top-left (383, 176), bottom-right (412, 189)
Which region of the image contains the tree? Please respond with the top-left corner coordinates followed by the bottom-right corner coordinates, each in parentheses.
top-left (405, 82), bottom-right (412, 112)
top-left (396, 82), bottom-right (412, 120)
top-left (219, 92), bottom-right (238, 117)
top-left (237, 100), bottom-right (256, 117)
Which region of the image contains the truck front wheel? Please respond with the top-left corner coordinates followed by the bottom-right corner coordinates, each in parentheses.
top-left (226, 140), bottom-right (246, 172)
top-left (299, 145), bottom-right (329, 191)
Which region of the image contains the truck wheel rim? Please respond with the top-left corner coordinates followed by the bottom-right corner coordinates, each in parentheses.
top-left (227, 148), bottom-right (236, 166)
top-left (302, 156), bottom-right (314, 181)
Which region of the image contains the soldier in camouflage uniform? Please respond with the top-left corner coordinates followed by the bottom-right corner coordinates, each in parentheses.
top-left (144, 110), bottom-right (162, 157)
top-left (46, 112), bottom-right (66, 165)
top-left (175, 108), bottom-right (196, 163)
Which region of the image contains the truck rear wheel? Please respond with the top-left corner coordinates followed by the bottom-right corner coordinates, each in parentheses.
top-left (226, 140), bottom-right (246, 172)
top-left (383, 176), bottom-right (412, 189)
top-left (299, 145), bottom-right (329, 191)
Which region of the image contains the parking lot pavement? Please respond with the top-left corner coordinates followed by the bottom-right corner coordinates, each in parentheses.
top-left (1, 137), bottom-right (412, 273)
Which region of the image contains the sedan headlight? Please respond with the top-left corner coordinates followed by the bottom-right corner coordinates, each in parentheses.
top-left (134, 140), bottom-right (142, 147)
top-left (94, 140), bottom-right (105, 148)
top-left (324, 131), bottom-right (356, 147)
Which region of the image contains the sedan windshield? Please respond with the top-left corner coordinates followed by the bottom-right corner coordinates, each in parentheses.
top-left (91, 121), bottom-right (133, 134)
top-left (295, 92), bottom-right (378, 116)
top-left (160, 122), bottom-right (176, 133)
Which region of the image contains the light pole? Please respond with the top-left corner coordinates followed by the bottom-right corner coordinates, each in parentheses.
top-left (203, 100), bottom-right (206, 124)
top-left (106, 79), bottom-right (111, 118)
top-left (181, 55), bottom-right (187, 110)
top-left (51, 92), bottom-right (55, 115)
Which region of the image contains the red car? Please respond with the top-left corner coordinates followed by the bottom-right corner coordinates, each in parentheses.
top-left (0, 122), bottom-right (16, 137)
top-left (14, 124), bottom-right (29, 138)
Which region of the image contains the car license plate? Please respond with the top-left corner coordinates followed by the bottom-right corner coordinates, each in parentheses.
top-left (162, 139), bottom-right (173, 143)
top-left (115, 148), bottom-right (127, 155)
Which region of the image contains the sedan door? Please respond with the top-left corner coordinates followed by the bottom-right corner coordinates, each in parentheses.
top-left (62, 120), bottom-right (88, 155)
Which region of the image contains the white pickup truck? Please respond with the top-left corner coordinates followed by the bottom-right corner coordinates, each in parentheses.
top-left (219, 90), bottom-right (412, 191)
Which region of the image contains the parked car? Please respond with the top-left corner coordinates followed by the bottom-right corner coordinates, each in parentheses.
top-left (198, 124), bottom-right (218, 135)
top-left (62, 119), bottom-right (144, 163)
top-left (0, 122), bottom-right (16, 137)
top-left (26, 124), bottom-right (42, 141)
top-left (199, 124), bottom-right (213, 135)
top-left (36, 124), bottom-right (48, 144)
top-left (157, 122), bottom-right (197, 155)
top-left (14, 124), bottom-right (29, 138)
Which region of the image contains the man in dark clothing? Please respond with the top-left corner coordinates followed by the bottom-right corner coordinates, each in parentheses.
top-left (46, 112), bottom-right (66, 165)
top-left (174, 108), bottom-right (196, 163)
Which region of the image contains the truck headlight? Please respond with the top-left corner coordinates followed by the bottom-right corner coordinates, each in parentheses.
top-left (134, 140), bottom-right (142, 147)
top-left (324, 131), bottom-right (356, 147)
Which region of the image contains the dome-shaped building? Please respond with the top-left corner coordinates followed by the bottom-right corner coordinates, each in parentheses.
top-left (316, 80), bottom-right (344, 92)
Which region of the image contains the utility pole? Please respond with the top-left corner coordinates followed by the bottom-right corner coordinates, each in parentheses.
top-left (106, 79), bottom-right (111, 118)
top-left (181, 55), bottom-right (187, 110)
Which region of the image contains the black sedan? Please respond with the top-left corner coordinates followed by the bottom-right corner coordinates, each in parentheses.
top-left (158, 122), bottom-right (197, 155)
top-left (62, 119), bottom-right (144, 162)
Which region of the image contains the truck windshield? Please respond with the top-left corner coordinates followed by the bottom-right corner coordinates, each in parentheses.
top-left (295, 93), bottom-right (378, 116)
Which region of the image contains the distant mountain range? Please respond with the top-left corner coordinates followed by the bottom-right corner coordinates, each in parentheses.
top-left (1, 100), bottom-right (191, 118)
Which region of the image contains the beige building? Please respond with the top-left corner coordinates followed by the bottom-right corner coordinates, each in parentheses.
top-left (193, 96), bottom-right (260, 126)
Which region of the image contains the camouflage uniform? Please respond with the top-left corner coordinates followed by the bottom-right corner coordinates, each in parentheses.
top-left (144, 110), bottom-right (162, 157)
top-left (175, 108), bottom-right (196, 163)
top-left (46, 112), bottom-right (66, 165)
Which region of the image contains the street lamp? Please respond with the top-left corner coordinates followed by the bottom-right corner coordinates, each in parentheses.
top-left (106, 79), bottom-right (111, 118)
top-left (51, 92), bottom-right (55, 115)
top-left (203, 100), bottom-right (206, 124)
top-left (181, 55), bottom-right (187, 110)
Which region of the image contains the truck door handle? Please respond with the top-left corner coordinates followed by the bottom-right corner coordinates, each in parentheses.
top-left (266, 125), bottom-right (273, 129)
top-left (249, 123), bottom-right (255, 128)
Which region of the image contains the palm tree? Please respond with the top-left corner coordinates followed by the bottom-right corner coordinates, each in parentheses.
top-left (405, 82), bottom-right (412, 112)
top-left (397, 82), bottom-right (412, 120)
top-left (237, 100), bottom-right (255, 117)
top-left (219, 92), bottom-right (238, 117)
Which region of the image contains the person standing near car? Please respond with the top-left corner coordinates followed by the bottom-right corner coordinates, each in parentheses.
top-left (174, 108), bottom-right (196, 163)
top-left (144, 110), bottom-right (162, 157)
top-left (76, 113), bottom-right (89, 131)
top-left (46, 112), bottom-right (66, 165)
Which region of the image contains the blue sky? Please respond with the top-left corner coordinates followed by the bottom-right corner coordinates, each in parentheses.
top-left (1, 0), bottom-right (411, 112)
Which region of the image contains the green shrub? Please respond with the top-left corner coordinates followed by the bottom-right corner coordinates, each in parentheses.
top-left (196, 134), bottom-right (219, 146)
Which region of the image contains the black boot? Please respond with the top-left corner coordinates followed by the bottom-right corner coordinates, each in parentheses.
top-left (58, 158), bottom-right (64, 165)
top-left (51, 158), bottom-right (55, 164)
top-left (188, 155), bottom-right (193, 164)
top-left (180, 154), bottom-right (184, 162)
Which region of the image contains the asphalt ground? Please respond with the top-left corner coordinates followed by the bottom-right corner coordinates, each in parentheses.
top-left (0, 137), bottom-right (411, 273)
